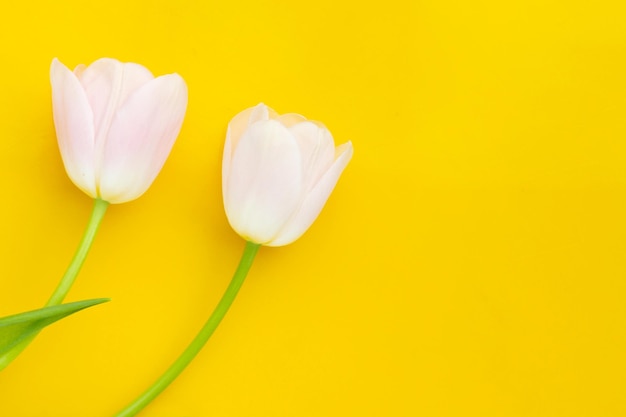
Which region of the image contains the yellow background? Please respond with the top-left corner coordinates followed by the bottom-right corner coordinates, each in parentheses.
top-left (0, 0), bottom-right (625, 416)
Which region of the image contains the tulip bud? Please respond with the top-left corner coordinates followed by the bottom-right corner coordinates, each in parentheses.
top-left (222, 103), bottom-right (353, 246)
top-left (50, 58), bottom-right (188, 204)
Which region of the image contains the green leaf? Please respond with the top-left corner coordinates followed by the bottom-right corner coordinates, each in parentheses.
top-left (0, 298), bottom-right (109, 357)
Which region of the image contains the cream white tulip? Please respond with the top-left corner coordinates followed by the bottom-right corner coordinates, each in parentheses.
top-left (50, 57), bottom-right (188, 204)
top-left (222, 103), bottom-right (353, 246)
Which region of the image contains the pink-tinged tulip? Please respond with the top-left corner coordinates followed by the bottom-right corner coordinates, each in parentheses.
top-left (223, 103), bottom-right (353, 247)
top-left (50, 58), bottom-right (188, 204)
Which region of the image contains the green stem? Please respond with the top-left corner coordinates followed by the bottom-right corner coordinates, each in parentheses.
top-left (0, 198), bottom-right (108, 371)
top-left (114, 241), bottom-right (261, 417)
top-left (47, 198), bottom-right (109, 306)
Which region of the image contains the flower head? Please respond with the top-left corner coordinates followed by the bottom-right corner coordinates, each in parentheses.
top-left (50, 57), bottom-right (188, 203)
top-left (223, 103), bottom-right (353, 246)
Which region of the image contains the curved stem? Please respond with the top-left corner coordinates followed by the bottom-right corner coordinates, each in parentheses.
top-left (114, 241), bottom-right (261, 417)
top-left (0, 198), bottom-right (108, 371)
top-left (47, 198), bottom-right (109, 306)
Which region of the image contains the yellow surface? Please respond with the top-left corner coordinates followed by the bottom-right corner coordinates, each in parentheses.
top-left (0, 0), bottom-right (625, 416)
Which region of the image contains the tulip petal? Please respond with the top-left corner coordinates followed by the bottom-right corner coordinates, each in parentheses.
top-left (225, 103), bottom-right (271, 151)
top-left (268, 141), bottom-right (353, 247)
top-left (50, 58), bottom-right (97, 197)
top-left (73, 64), bottom-right (87, 77)
top-left (222, 129), bottom-right (234, 204)
top-left (288, 121), bottom-right (335, 190)
top-left (98, 73), bottom-right (187, 203)
top-left (76, 59), bottom-right (154, 158)
top-left (276, 112), bottom-right (307, 127)
top-left (223, 103), bottom-right (274, 198)
top-left (225, 120), bottom-right (303, 244)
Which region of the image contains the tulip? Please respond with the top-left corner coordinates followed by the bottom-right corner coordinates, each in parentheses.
top-left (222, 103), bottom-right (353, 246)
top-left (0, 59), bottom-right (187, 372)
top-left (50, 57), bottom-right (188, 204)
top-left (115, 106), bottom-right (351, 414)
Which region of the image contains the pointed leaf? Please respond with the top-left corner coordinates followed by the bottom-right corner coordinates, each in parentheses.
top-left (0, 298), bottom-right (109, 357)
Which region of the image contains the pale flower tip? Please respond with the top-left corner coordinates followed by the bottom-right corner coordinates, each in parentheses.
top-left (253, 102), bottom-right (282, 120)
top-left (50, 57), bottom-right (67, 79)
top-left (173, 73), bottom-right (189, 94)
top-left (249, 102), bottom-right (271, 122)
top-left (256, 102), bottom-right (274, 113)
top-left (159, 73), bottom-right (189, 98)
top-left (336, 141), bottom-right (354, 161)
top-left (91, 57), bottom-right (123, 67)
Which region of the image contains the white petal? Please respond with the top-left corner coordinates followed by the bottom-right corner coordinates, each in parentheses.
top-left (226, 103), bottom-right (271, 151)
top-left (98, 73), bottom-right (188, 203)
top-left (222, 127), bottom-right (234, 207)
top-left (276, 112), bottom-right (307, 127)
top-left (225, 120), bottom-right (303, 244)
top-left (223, 103), bottom-right (276, 200)
top-left (50, 58), bottom-right (97, 197)
top-left (73, 64), bottom-right (87, 77)
top-left (288, 121), bottom-right (335, 190)
top-left (268, 141), bottom-right (353, 246)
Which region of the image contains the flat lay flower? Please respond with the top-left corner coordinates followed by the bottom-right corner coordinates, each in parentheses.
top-left (5, 56), bottom-right (355, 415)
top-left (0, 58), bottom-right (188, 373)
top-left (113, 104), bottom-right (354, 416)
top-left (50, 57), bottom-right (188, 203)
top-left (222, 103), bottom-right (353, 246)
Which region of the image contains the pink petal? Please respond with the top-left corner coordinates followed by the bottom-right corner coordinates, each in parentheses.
top-left (50, 58), bottom-right (97, 197)
top-left (97, 73), bottom-right (188, 203)
top-left (225, 120), bottom-right (303, 244)
top-left (76, 58), bottom-right (154, 161)
top-left (268, 141), bottom-right (353, 246)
